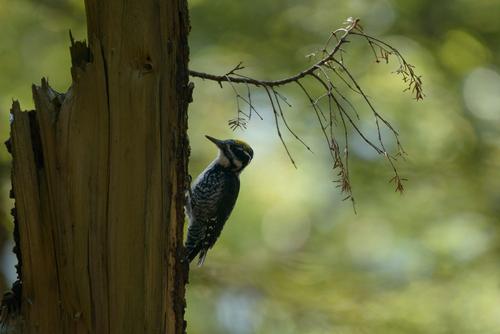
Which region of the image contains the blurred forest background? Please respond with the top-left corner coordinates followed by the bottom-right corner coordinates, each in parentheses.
top-left (1, 0), bottom-right (500, 333)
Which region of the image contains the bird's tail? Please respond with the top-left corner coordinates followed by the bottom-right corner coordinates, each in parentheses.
top-left (185, 244), bottom-right (201, 263)
top-left (197, 250), bottom-right (208, 267)
top-left (183, 245), bottom-right (207, 267)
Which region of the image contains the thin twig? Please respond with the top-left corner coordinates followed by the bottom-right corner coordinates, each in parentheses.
top-left (296, 80), bottom-right (335, 161)
top-left (331, 59), bottom-right (406, 192)
top-left (351, 32), bottom-right (424, 100)
top-left (264, 86), bottom-right (297, 168)
top-left (271, 88), bottom-right (313, 153)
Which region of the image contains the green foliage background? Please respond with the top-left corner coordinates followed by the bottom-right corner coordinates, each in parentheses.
top-left (1, 0), bottom-right (500, 333)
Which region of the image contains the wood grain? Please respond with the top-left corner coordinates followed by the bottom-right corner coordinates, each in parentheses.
top-left (9, 0), bottom-right (190, 332)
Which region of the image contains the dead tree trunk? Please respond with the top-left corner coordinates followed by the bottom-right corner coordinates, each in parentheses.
top-left (6, 0), bottom-right (190, 332)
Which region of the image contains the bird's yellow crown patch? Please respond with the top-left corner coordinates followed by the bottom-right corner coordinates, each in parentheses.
top-left (233, 139), bottom-right (252, 152)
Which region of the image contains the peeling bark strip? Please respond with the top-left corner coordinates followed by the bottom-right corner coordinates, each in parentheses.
top-left (6, 0), bottom-right (190, 333)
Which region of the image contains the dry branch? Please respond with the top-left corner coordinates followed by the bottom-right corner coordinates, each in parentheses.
top-left (189, 17), bottom-right (424, 202)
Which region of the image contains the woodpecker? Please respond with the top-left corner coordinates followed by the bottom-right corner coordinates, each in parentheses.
top-left (185, 135), bottom-right (254, 266)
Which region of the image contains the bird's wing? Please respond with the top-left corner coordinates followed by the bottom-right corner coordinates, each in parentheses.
top-left (185, 172), bottom-right (240, 264)
top-left (206, 174), bottom-right (240, 247)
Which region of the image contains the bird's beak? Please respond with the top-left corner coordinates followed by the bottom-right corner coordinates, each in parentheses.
top-left (205, 135), bottom-right (224, 148)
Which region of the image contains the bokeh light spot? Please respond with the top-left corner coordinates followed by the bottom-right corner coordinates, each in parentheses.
top-left (463, 67), bottom-right (500, 121)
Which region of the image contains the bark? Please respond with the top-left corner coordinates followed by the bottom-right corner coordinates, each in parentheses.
top-left (5, 0), bottom-right (190, 332)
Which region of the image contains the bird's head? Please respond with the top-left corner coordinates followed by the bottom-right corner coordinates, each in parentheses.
top-left (206, 135), bottom-right (254, 173)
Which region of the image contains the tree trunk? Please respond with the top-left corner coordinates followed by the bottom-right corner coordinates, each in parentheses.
top-left (6, 0), bottom-right (190, 332)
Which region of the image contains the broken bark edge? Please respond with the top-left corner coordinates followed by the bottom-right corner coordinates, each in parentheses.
top-left (0, 101), bottom-right (28, 330)
top-left (69, 32), bottom-right (92, 80)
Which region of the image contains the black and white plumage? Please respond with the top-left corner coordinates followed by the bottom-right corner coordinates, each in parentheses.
top-left (185, 135), bottom-right (254, 266)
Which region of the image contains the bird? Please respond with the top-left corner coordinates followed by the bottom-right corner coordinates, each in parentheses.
top-left (184, 135), bottom-right (254, 266)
